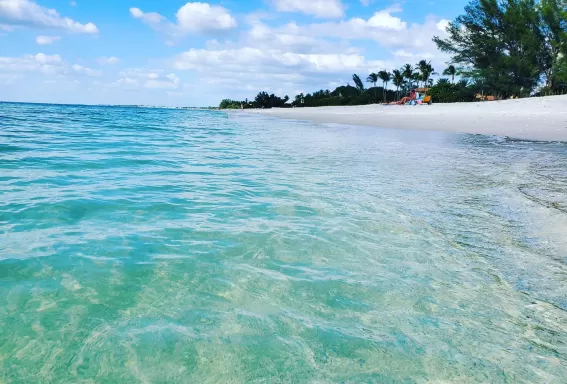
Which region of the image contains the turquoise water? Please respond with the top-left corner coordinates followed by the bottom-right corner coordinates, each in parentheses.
top-left (1, 102), bottom-right (567, 383)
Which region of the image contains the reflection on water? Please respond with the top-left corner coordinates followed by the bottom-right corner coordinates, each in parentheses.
top-left (1, 102), bottom-right (566, 382)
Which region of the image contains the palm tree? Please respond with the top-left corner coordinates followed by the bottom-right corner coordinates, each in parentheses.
top-left (392, 69), bottom-right (404, 100)
top-left (366, 73), bottom-right (379, 101)
top-left (378, 70), bottom-right (392, 102)
top-left (416, 60), bottom-right (436, 88)
top-left (411, 71), bottom-right (421, 88)
top-left (352, 74), bottom-right (364, 93)
top-left (416, 60), bottom-right (428, 87)
top-left (402, 64), bottom-right (414, 91)
top-left (458, 78), bottom-right (471, 88)
top-left (443, 65), bottom-right (457, 83)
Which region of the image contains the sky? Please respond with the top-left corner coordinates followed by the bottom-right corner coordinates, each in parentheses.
top-left (0, 0), bottom-right (468, 106)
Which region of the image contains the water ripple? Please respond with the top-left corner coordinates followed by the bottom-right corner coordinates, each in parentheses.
top-left (1, 102), bottom-right (567, 382)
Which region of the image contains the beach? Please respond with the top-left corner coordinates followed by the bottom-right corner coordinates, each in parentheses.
top-left (245, 95), bottom-right (567, 142)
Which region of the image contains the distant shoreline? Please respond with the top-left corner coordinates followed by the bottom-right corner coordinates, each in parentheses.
top-left (243, 95), bottom-right (567, 142)
top-left (0, 101), bottom-right (212, 109)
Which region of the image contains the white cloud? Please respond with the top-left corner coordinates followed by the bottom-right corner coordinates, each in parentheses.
top-left (0, 53), bottom-right (64, 74)
top-left (0, 0), bottom-right (98, 33)
top-left (167, 5), bottom-right (451, 102)
top-left (248, 23), bottom-right (319, 49)
top-left (36, 35), bottom-right (60, 45)
top-left (129, 7), bottom-right (163, 24)
top-left (34, 52), bottom-right (61, 63)
top-left (130, 2), bottom-right (236, 39)
top-left (0, 53), bottom-right (108, 81)
top-left (72, 64), bottom-right (102, 77)
top-left (271, 0), bottom-right (344, 19)
top-left (111, 69), bottom-right (180, 90)
top-left (238, 8), bottom-right (449, 59)
top-left (146, 73), bottom-right (180, 89)
top-left (365, 9), bottom-right (407, 30)
top-left (97, 56), bottom-right (120, 65)
top-left (70, 1), bottom-right (76, 6)
top-left (436, 19), bottom-right (450, 33)
top-left (174, 47), bottom-right (389, 76)
top-left (176, 2), bottom-right (237, 32)
top-left (274, 9), bottom-right (448, 54)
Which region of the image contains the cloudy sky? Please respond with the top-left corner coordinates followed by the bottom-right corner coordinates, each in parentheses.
top-left (0, 0), bottom-right (466, 106)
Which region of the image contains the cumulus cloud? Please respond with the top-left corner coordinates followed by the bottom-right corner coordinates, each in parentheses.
top-left (299, 9), bottom-right (410, 41)
top-left (241, 7), bottom-right (450, 60)
top-left (167, 5), bottom-right (451, 101)
top-left (436, 19), bottom-right (450, 33)
top-left (130, 2), bottom-right (236, 39)
top-left (0, 0), bottom-right (98, 33)
top-left (146, 73), bottom-right (180, 89)
top-left (271, 9), bottom-right (449, 55)
top-left (0, 53), bottom-right (107, 83)
top-left (72, 64), bottom-right (102, 77)
top-left (270, 0), bottom-right (344, 19)
top-left (97, 56), bottom-right (120, 65)
top-left (0, 53), bottom-right (64, 74)
top-left (111, 69), bottom-right (180, 90)
top-left (129, 7), bottom-right (163, 25)
top-left (176, 2), bottom-right (237, 32)
top-left (36, 35), bottom-right (60, 44)
top-left (174, 47), bottom-right (391, 80)
top-left (245, 22), bottom-right (336, 54)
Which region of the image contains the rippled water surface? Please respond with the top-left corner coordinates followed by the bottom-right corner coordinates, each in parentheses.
top-left (1, 102), bottom-right (567, 383)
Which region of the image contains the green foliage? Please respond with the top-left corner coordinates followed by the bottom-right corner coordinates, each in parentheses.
top-left (254, 92), bottom-right (289, 108)
top-left (366, 73), bottom-right (379, 99)
top-left (539, 0), bottom-right (567, 89)
top-left (417, 60), bottom-right (436, 87)
top-left (288, 84), bottom-right (396, 107)
top-left (428, 78), bottom-right (477, 103)
top-left (352, 74), bottom-right (365, 92)
top-left (219, 93), bottom-right (290, 109)
top-left (402, 64), bottom-right (414, 82)
top-left (434, 0), bottom-right (567, 97)
top-left (219, 99), bottom-right (243, 109)
top-left (391, 69), bottom-right (404, 99)
top-left (366, 73), bottom-right (378, 87)
top-left (377, 71), bottom-right (392, 102)
top-left (443, 65), bottom-right (457, 83)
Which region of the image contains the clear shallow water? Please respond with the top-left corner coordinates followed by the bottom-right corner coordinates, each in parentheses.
top-left (1, 102), bottom-right (567, 383)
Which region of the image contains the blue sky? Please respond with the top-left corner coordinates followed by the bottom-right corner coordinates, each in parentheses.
top-left (0, 0), bottom-right (468, 106)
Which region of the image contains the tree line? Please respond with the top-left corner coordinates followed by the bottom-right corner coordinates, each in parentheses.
top-left (219, 60), bottom-right (474, 109)
top-left (219, 0), bottom-right (567, 108)
top-left (219, 92), bottom-right (290, 109)
top-left (434, 0), bottom-right (567, 98)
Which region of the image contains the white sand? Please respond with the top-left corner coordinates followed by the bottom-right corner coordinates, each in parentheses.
top-left (245, 95), bottom-right (567, 141)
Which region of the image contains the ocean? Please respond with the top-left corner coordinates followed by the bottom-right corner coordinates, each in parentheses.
top-left (1, 102), bottom-right (566, 382)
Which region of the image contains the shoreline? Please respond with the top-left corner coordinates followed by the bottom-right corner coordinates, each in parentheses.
top-left (243, 95), bottom-right (567, 142)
